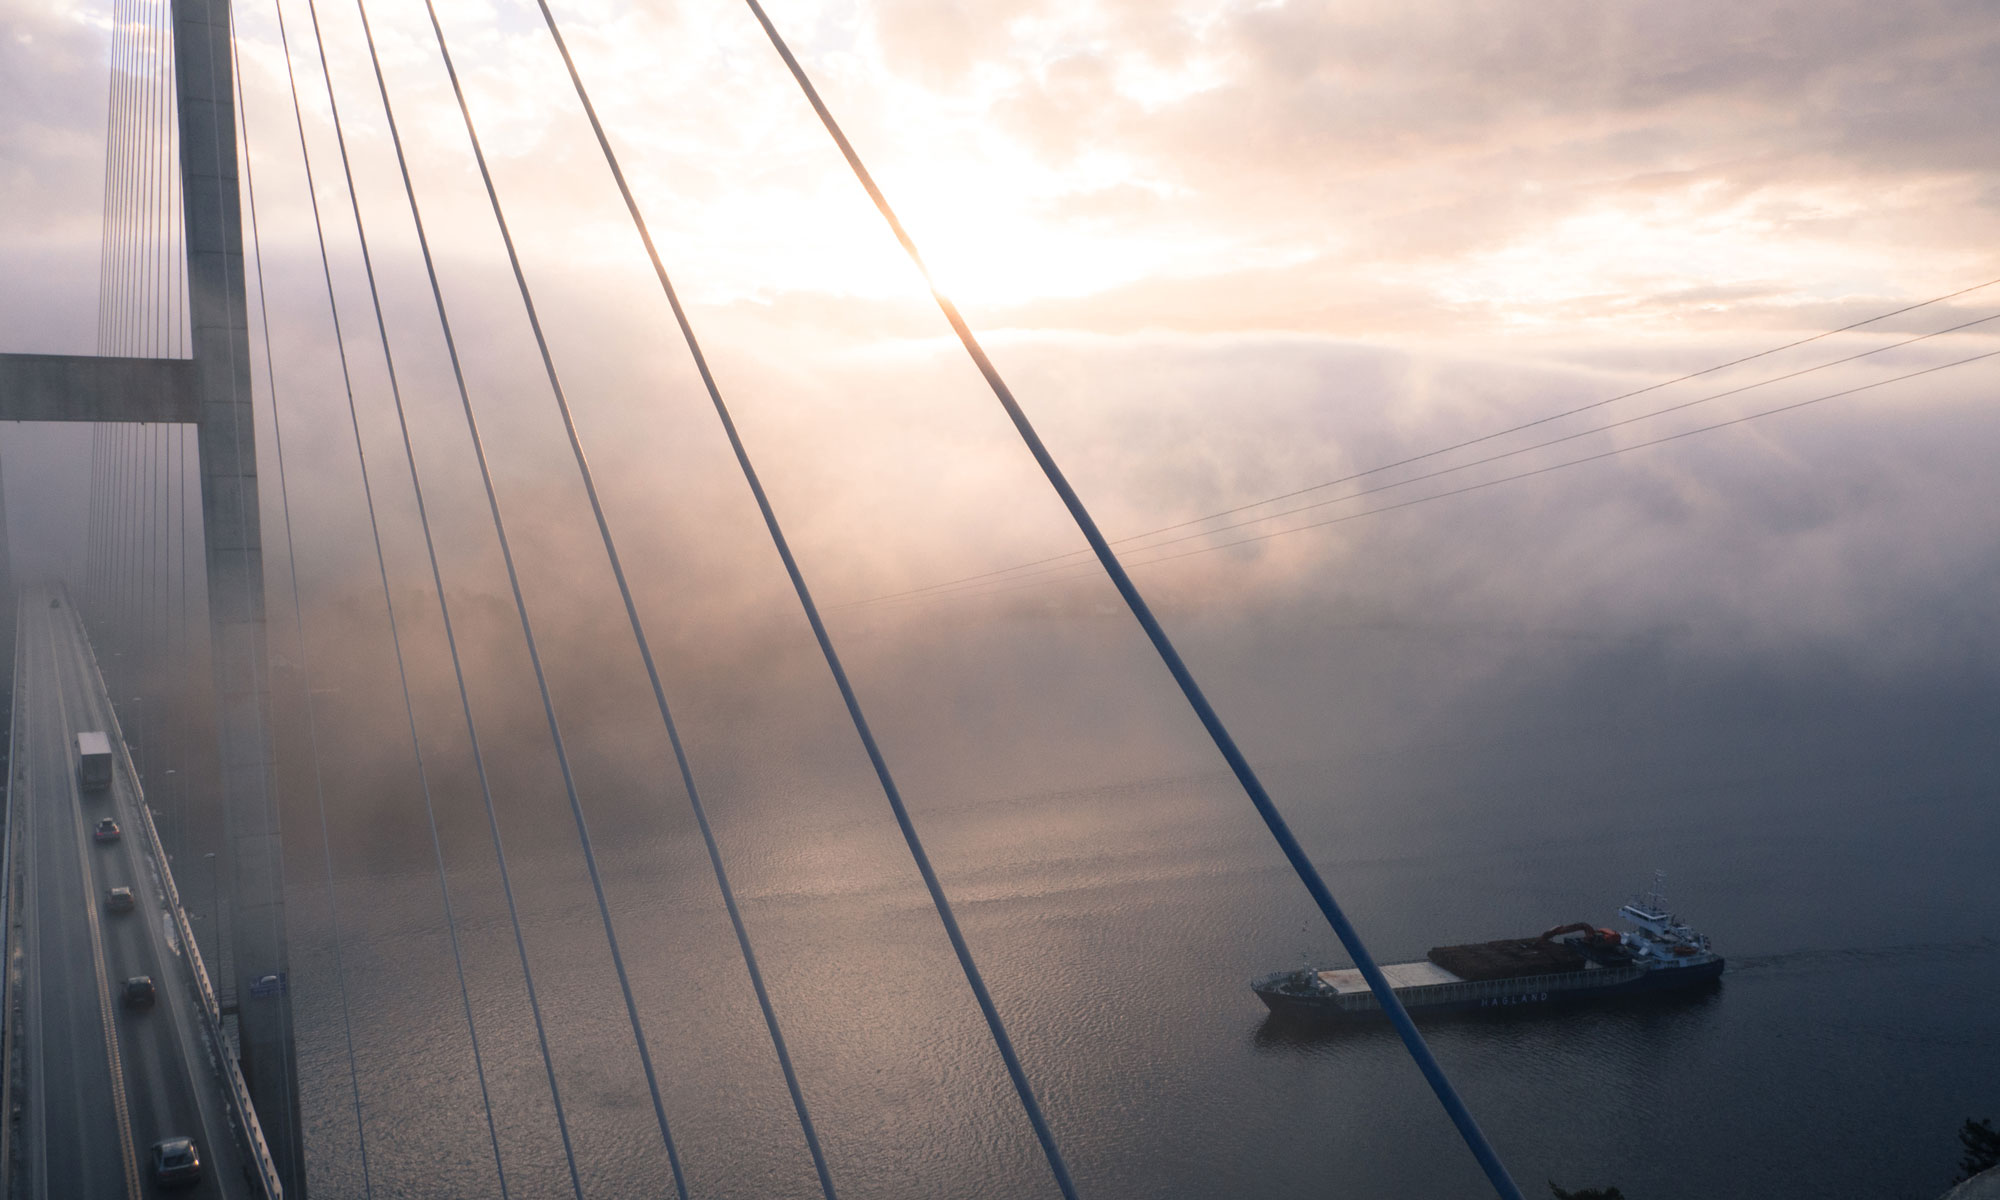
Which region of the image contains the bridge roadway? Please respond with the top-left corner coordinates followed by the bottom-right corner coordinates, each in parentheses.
top-left (11, 585), bottom-right (253, 1198)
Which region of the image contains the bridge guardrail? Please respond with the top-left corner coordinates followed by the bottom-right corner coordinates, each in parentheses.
top-left (2, 597), bottom-right (26, 1193)
top-left (70, 589), bottom-right (285, 1200)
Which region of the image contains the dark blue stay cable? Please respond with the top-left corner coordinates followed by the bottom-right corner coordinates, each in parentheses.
top-left (345, 0), bottom-right (693, 1191)
top-left (738, 3), bottom-right (1526, 1196)
top-left (523, 4), bottom-right (1081, 1196)
top-left (412, 1), bottom-right (840, 1194)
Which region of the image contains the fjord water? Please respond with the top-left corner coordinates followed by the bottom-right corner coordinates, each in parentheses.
top-left (278, 643), bottom-right (2000, 1200)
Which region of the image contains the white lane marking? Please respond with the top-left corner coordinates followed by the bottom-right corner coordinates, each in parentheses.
top-left (54, 601), bottom-right (240, 1196)
top-left (20, 610), bottom-right (50, 1200)
top-left (46, 617), bottom-right (145, 1200)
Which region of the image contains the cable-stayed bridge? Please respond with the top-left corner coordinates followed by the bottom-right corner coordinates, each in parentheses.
top-left (0, 0), bottom-right (1538, 1190)
top-left (1, 0), bottom-right (1996, 1197)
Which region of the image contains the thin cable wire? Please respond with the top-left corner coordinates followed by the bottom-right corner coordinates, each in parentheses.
top-left (415, 5), bottom-right (840, 1194)
top-left (116, 0), bottom-right (138, 354)
top-left (921, 343), bottom-right (2000, 607)
top-left (296, 0), bottom-right (601, 1189)
top-left (343, 2), bottom-right (696, 1189)
top-left (114, 0), bottom-right (134, 354)
top-left (97, 4), bottom-right (119, 354)
top-left (228, 12), bottom-right (374, 1188)
top-left (95, 20), bottom-right (118, 354)
top-left (905, 308), bottom-right (2000, 606)
top-left (103, 0), bottom-right (127, 353)
top-left (740, 4), bottom-right (1523, 1195)
top-left (151, 0), bottom-right (169, 355)
top-left (157, 0), bottom-right (173, 354)
top-left (137, 0), bottom-right (157, 358)
top-left (849, 277), bottom-right (2000, 609)
top-left (1119, 346), bottom-right (2000, 569)
top-left (277, 0), bottom-right (516, 1189)
top-left (527, 7), bottom-right (1079, 1196)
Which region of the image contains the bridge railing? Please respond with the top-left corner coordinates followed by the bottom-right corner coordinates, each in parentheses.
top-left (70, 589), bottom-right (286, 1200)
top-left (1, 599), bottom-right (26, 1188)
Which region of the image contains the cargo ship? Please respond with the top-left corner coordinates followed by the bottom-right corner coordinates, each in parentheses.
top-left (1253, 887), bottom-right (1723, 1021)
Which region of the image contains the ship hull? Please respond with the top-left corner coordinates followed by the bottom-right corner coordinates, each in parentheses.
top-left (1254, 955), bottom-right (1723, 1021)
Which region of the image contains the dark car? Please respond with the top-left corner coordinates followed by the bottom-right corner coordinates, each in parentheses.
top-left (92, 817), bottom-right (120, 842)
top-left (123, 976), bottom-right (155, 1008)
top-left (105, 886), bottom-right (135, 913)
top-left (150, 1137), bottom-right (202, 1187)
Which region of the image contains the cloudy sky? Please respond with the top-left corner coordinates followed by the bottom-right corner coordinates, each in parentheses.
top-left (3, 0), bottom-right (1999, 771)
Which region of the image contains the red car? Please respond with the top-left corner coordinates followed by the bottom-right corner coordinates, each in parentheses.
top-left (92, 817), bottom-right (120, 842)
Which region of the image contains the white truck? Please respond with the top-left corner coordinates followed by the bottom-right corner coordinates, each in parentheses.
top-left (75, 731), bottom-right (114, 792)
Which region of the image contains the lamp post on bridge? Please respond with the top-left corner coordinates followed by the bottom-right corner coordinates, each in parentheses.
top-left (200, 850), bottom-right (220, 960)
top-left (129, 696), bottom-right (145, 783)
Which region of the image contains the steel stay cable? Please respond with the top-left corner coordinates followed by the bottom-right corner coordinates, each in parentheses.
top-left (139, 0), bottom-right (159, 353)
top-left (104, 0), bottom-right (127, 353)
top-left (110, 0), bottom-right (129, 353)
top-left (149, 0), bottom-right (167, 356)
top-left (1118, 345), bottom-right (2000, 568)
top-left (113, 0), bottom-right (132, 353)
top-left (412, 3), bottom-right (841, 1194)
top-left (95, 15), bottom-right (117, 355)
top-left (95, 0), bottom-right (122, 356)
top-left (739, 3), bottom-right (1525, 1195)
top-left (118, 0), bottom-right (139, 354)
top-left (525, 6), bottom-right (1080, 1197)
top-left (135, 0), bottom-right (149, 355)
top-left (226, 12), bottom-right (375, 1187)
top-left (138, 0), bottom-right (157, 352)
top-left (297, 0), bottom-right (621, 1190)
top-left (343, 1), bottom-right (696, 1189)
top-left (274, 0), bottom-right (520, 1188)
top-left (888, 310), bottom-right (2000, 605)
top-left (847, 276), bottom-right (2000, 609)
top-left (916, 343), bottom-right (2000, 609)
top-left (157, 0), bottom-right (174, 353)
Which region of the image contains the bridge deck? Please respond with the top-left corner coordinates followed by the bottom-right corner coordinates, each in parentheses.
top-left (9, 586), bottom-right (255, 1200)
